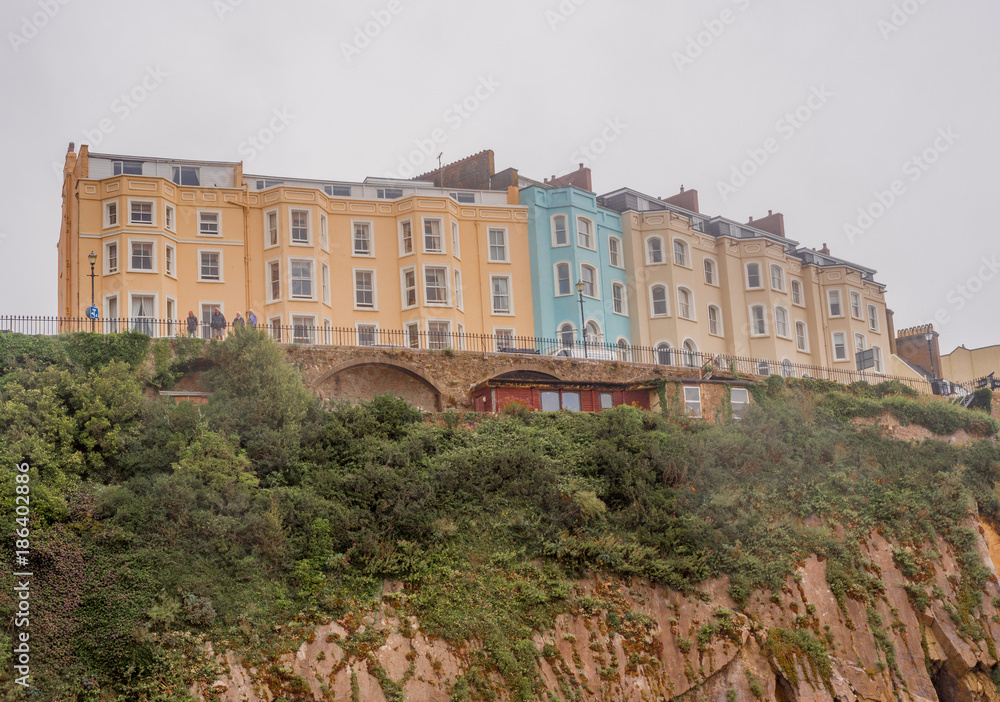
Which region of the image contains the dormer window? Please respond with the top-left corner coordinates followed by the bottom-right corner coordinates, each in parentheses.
top-left (171, 166), bottom-right (200, 186)
top-left (377, 188), bottom-right (403, 199)
top-left (113, 160), bottom-right (143, 175)
top-left (450, 191), bottom-right (476, 204)
top-left (325, 185), bottom-right (351, 197)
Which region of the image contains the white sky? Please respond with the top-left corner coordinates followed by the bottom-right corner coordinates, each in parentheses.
top-left (2, 0), bottom-right (997, 354)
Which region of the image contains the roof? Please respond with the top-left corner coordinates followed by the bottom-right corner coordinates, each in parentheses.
top-left (88, 151), bottom-right (241, 167)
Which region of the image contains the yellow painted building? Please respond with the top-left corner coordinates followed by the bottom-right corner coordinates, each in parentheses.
top-left (57, 145), bottom-right (533, 348)
top-left (600, 188), bottom-right (898, 377)
top-left (940, 344), bottom-right (1000, 384)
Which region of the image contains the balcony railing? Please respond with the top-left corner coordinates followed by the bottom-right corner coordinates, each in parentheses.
top-left (0, 315), bottom-right (932, 393)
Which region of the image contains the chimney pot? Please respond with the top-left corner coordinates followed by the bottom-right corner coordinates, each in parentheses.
top-left (748, 216), bottom-right (754, 222)
top-left (680, 185), bottom-right (685, 193)
top-left (68, 142), bottom-right (75, 152)
top-left (578, 163), bottom-right (584, 170)
top-left (768, 210), bottom-right (773, 215)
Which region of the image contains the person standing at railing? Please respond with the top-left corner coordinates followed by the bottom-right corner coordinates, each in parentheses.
top-left (247, 309), bottom-right (257, 329)
top-left (233, 312), bottom-right (245, 330)
top-left (210, 307), bottom-right (226, 340)
top-left (186, 311), bottom-right (198, 337)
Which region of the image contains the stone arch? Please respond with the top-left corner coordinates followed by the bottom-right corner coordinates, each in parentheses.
top-left (469, 363), bottom-right (566, 390)
top-left (312, 360), bottom-right (444, 412)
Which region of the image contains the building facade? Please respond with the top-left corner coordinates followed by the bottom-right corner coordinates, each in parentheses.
top-left (599, 187), bottom-right (897, 376)
top-left (521, 185), bottom-right (630, 351)
top-left (57, 145), bottom-right (535, 349)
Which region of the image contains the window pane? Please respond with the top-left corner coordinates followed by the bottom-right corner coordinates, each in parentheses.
top-left (600, 392), bottom-right (614, 410)
top-left (541, 391), bottom-right (560, 412)
top-left (554, 216), bottom-right (567, 245)
top-left (492, 277), bottom-right (510, 313)
top-left (425, 268), bottom-right (447, 303)
top-left (562, 392), bottom-right (581, 412)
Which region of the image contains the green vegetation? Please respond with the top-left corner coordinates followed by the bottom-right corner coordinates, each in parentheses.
top-left (1, 329), bottom-right (999, 700)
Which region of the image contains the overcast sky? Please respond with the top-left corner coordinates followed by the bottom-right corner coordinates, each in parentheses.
top-left (2, 0), bottom-right (997, 354)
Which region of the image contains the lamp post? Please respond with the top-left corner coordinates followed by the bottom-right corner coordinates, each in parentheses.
top-left (925, 331), bottom-right (936, 390)
top-left (88, 251), bottom-right (97, 332)
top-left (575, 280), bottom-right (587, 359)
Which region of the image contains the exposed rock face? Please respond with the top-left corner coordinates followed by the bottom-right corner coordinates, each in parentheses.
top-left (193, 518), bottom-right (1000, 702)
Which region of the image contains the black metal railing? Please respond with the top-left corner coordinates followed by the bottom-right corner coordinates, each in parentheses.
top-left (0, 315), bottom-right (932, 393)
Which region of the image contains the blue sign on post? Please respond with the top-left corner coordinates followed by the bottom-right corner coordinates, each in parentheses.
top-left (87, 306), bottom-right (99, 320)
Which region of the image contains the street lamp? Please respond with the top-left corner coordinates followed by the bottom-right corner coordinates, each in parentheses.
top-left (575, 280), bottom-right (587, 359)
top-left (88, 251), bottom-right (97, 332)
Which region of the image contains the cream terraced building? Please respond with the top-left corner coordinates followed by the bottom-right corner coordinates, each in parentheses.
top-left (56, 145), bottom-right (533, 348)
top-left (599, 187), bottom-right (900, 377)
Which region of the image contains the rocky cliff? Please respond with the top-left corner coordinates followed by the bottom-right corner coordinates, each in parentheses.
top-left (190, 512), bottom-right (1000, 702)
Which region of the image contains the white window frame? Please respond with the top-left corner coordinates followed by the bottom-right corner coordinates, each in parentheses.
top-left (708, 305), bottom-right (723, 337)
top-left (322, 317), bottom-right (333, 346)
top-left (422, 264), bottom-right (450, 306)
top-left (198, 249), bottom-right (223, 283)
top-left (490, 274), bottom-right (513, 316)
top-left (265, 209), bottom-right (279, 249)
top-left (164, 204), bottom-right (175, 232)
top-left (289, 258), bottom-right (317, 301)
top-left (104, 239), bottom-right (120, 275)
top-left (580, 264), bottom-right (599, 299)
top-left (677, 287), bottom-right (695, 320)
top-left (320, 214), bottom-right (329, 252)
top-left (267, 314), bottom-right (282, 343)
top-left (749, 304), bottom-right (768, 337)
top-left (352, 219), bottom-right (374, 257)
top-left (611, 282), bottom-right (627, 316)
top-left (745, 262), bottom-right (762, 290)
top-left (554, 262), bottom-right (572, 297)
top-left (770, 264), bottom-right (785, 292)
top-left (683, 386), bottom-right (702, 418)
top-left (854, 333), bottom-right (867, 355)
top-left (850, 290), bottom-right (863, 319)
top-left (405, 322), bottom-right (420, 349)
top-left (291, 314), bottom-right (318, 345)
top-left (266, 258), bottom-right (281, 303)
top-left (426, 319), bottom-right (453, 350)
top-left (795, 321), bottom-right (809, 352)
top-left (609, 236), bottom-right (624, 268)
top-left (646, 236), bottom-right (665, 265)
top-left (422, 217), bottom-right (445, 254)
top-left (103, 293), bottom-right (119, 332)
top-left (454, 269), bottom-right (464, 311)
top-left (322, 262), bottom-right (331, 305)
top-left (104, 201), bottom-right (119, 229)
top-left (487, 227), bottom-right (509, 263)
top-left (672, 238), bottom-right (690, 267)
top-left (828, 289), bottom-right (844, 318)
top-left (872, 345), bottom-right (884, 373)
top-left (452, 221), bottom-right (461, 259)
top-left (576, 217), bottom-right (595, 250)
top-left (650, 285), bottom-right (670, 318)
top-left (399, 219), bottom-right (414, 257)
top-left (731, 388), bottom-right (750, 420)
top-left (868, 304), bottom-right (880, 332)
top-left (198, 210), bottom-right (222, 237)
top-left (493, 327), bottom-right (516, 351)
top-left (832, 331), bottom-right (848, 361)
top-left (289, 208), bottom-right (311, 246)
top-left (165, 243), bottom-right (176, 278)
top-left (352, 267), bottom-right (377, 310)
top-left (128, 198), bottom-right (156, 227)
top-left (791, 279), bottom-right (804, 306)
top-left (355, 321), bottom-right (380, 347)
top-left (774, 306), bottom-right (790, 339)
top-left (703, 257), bottom-right (718, 286)
top-left (165, 296), bottom-right (177, 333)
top-left (128, 292), bottom-right (159, 334)
top-left (401, 267), bottom-right (418, 309)
top-left (127, 238), bottom-right (157, 273)
top-left (552, 214), bottom-right (569, 247)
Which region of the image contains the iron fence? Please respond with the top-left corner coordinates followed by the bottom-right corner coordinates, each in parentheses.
top-left (0, 315), bottom-right (932, 393)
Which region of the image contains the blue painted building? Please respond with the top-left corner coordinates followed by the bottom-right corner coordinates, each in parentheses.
top-left (521, 185), bottom-right (630, 353)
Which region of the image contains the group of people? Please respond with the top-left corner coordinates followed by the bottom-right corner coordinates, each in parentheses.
top-left (184, 308), bottom-right (258, 339)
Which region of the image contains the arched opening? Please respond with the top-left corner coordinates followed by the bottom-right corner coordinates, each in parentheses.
top-left (656, 342), bottom-right (673, 366)
top-left (682, 339), bottom-right (699, 367)
top-left (315, 362), bottom-right (442, 412)
top-left (559, 322), bottom-right (575, 348)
